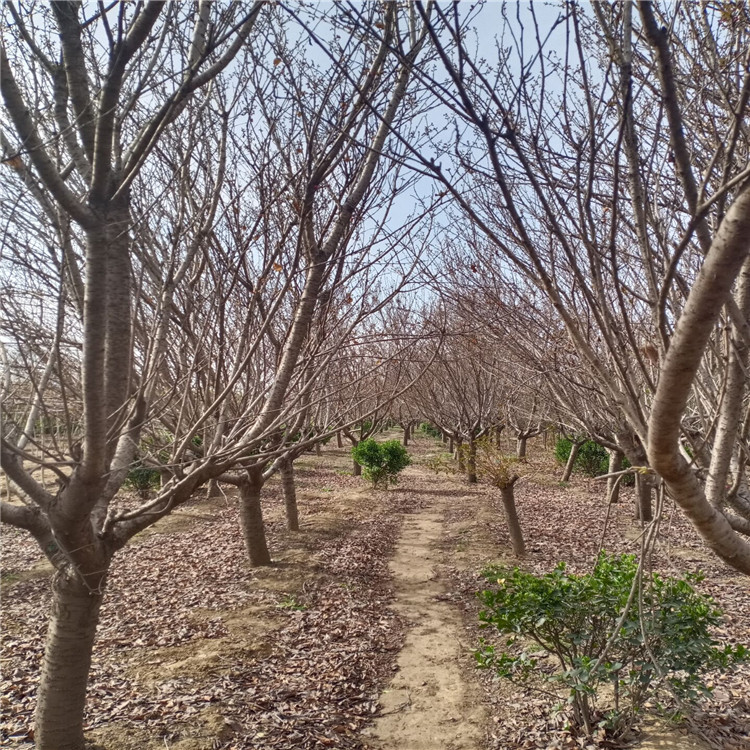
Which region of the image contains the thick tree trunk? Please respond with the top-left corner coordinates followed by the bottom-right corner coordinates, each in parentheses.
top-left (561, 441), bottom-right (583, 482)
top-left (280, 457), bottom-right (299, 532)
top-left (607, 449), bottom-right (624, 504)
top-left (206, 478), bottom-right (221, 498)
top-left (336, 431), bottom-right (343, 449)
top-left (35, 570), bottom-right (105, 750)
top-left (403, 425), bottom-right (409, 446)
top-left (635, 474), bottom-right (653, 522)
top-left (239, 469), bottom-right (271, 566)
top-left (467, 438), bottom-right (477, 483)
top-left (315, 442), bottom-right (321, 456)
top-left (516, 435), bottom-right (528, 459)
top-left (352, 459), bottom-right (362, 476)
top-left (500, 483), bottom-right (525, 558)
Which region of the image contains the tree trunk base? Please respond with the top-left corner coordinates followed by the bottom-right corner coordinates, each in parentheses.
top-left (35, 570), bottom-right (105, 750)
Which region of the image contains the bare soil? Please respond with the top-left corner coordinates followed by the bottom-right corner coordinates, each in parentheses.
top-left (364, 475), bottom-right (486, 750)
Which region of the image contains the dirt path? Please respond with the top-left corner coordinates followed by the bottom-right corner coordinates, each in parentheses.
top-left (365, 469), bottom-right (487, 750)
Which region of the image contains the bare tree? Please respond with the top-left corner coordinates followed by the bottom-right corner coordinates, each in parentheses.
top-left (402, 1), bottom-right (750, 573)
top-left (0, 3), bottom-right (432, 746)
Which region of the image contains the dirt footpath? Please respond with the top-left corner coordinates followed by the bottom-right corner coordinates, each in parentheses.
top-left (365, 471), bottom-right (487, 750)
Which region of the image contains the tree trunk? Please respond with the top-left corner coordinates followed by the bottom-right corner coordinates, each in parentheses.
top-left (206, 478), bottom-right (221, 498)
top-left (315, 442), bottom-right (321, 456)
top-left (500, 483), bottom-right (525, 557)
top-left (516, 435), bottom-right (528, 459)
top-left (455, 440), bottom-right (465, 472)
top-left (239, 468), bottom-right (271, 566)
top-left (403, 425), bottom-right (409, 446)
top-left (467, 438), bottom-right (477, 483)
top-left (561, 441), bottom-right (583, 482)
top-left (635, 474), bottom-right (653, 522)
top-left (352, 459), bottom-right (362, 476)
top-left (336, 430), bottom-right (343, 449)
top-left (280, 457), bottom-right (299, 532)
top-left (448, 435), bottom-right (454, 453)
top-left (494, 424), bottom-right (504, 446)
top-left (35, 570), bottom-right (105, 750)
top-left (607, 449), bottom-right (624, 504)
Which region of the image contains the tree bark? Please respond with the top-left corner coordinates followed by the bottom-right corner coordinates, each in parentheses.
top-left (315, 442), bottom-right (321, 456)
top-left (336, 430), bottom-right (343, 449)
top-left (35, 570), bottom-right (105, 750)
top-left (455, 439), bottom-right (465, 472)
top-left (561, 441), bottom-right (583, 482)
top-left (635, 473), bottom-right (653, 522)
top-left (448, 435), bottom-right (454, 453)
top-left (279, 457), bottom-right (299, 532)
top-left (403, 425), bottom-right (409, 446)
top-left (500, 483), bottom-right (525, 557)
top-left (516, 435), bottom-right (528, 459)
top-left (238, 468), bottom-right (271, 566)
top-left (607, 449), bottom-right (624, 504)
top-left (467, 438), bottom-right (477, 483)
top-left (206, 478), bottom-right (221, 498)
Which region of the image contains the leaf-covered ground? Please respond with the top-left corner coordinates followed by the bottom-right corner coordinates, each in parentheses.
top-left (3, 434), bottom-right (750, 749)
top-left (2, 448), bottom-right (417, 749)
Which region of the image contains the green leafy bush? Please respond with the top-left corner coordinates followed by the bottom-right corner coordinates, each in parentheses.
top-left (476, 553), bottom-right (746, 740)
top-left (352, 438), bottom-right (410, 488)
top-left (554, 438), bottom-right (633, 485)
top-left (125, 461), bottom-right (161, 498)
top-left (420, 422), bottom-right (442, 439)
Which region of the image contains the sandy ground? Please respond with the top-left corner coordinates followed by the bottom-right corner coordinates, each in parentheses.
top-left (365, 470), bottom-right (487, 750)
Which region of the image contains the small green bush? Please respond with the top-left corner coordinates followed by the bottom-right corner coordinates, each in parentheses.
top-left (476, 552), bottom-right (746, 740)
top-left (125, 461), bottom-right (161, 498)
top-left (420, 422), bottom-right (442, 439)
top-left (554, 438), bottom-right (633, 485)
top-left (352, 438), bottom-right (410, 488)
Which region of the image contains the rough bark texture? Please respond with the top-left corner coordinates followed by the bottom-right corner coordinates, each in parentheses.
top-left (500, 483), bottom-right (525, 558)
top-left (280, 457), bottom-right (299, 532)
top-left (336, 431), bottom-right (343, 449)
top-left (35, 571), bottom-right (105, 750)
top-left (207, 479), bottom-right (221, 499)
top-left (239, 469), bottom-right (271, 566)
top-left (403, 426), bottom-right (410, 446)
top-left (352, 459), bottom-right (362, 477)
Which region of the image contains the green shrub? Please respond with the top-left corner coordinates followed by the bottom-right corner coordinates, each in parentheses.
top-left (476, 552), bottom-right (746, 740)
top-left (352, 438), bottom-right (410, 488)
top-left (554, 438), bottom-right (633, 485)
top-left (420, 422), bottom-right (442, 439)
top-left (125, 461), bottom-right (161, 498)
